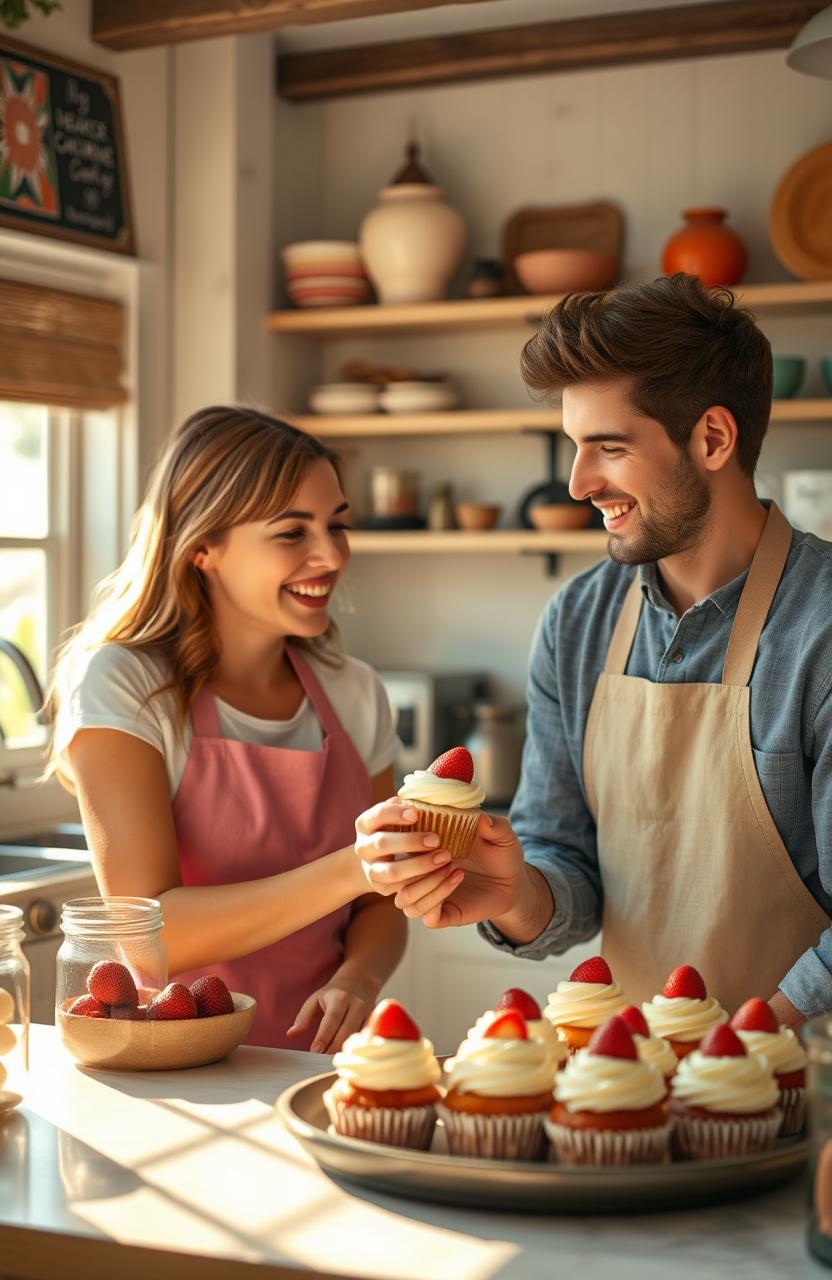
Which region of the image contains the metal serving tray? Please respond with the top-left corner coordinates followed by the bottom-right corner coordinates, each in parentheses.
top-left (278, 1069), bottom-right (809, 1214)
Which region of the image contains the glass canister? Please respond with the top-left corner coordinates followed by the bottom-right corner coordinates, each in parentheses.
top-left (56, 897), bottom-right (167, 1017)
top-left (0, 904), bottom-right (30, 1108)
top-left (802, 1015), bottom-right (832, 1266)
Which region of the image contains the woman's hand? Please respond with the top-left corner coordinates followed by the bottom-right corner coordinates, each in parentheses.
top-left (286, 971), bottom-right (378, 1054)
top-left (354, 798), bottom-right (464, 905)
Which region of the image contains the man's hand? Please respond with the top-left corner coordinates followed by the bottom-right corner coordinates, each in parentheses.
top-left (286, 971), bottom-right (377, 1054)
top-left (768, 989), bottom-right (805, 1031)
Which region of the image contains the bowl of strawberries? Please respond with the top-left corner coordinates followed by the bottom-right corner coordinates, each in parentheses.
top-left (57, 962), bottom-right (256, 1071)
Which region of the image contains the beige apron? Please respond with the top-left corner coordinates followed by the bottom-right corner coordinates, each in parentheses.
top-left (582, 503), bottom-right (830, 1013)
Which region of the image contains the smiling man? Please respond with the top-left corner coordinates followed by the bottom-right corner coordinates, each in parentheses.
top-left (367, 273), bottom-right (832, 1028)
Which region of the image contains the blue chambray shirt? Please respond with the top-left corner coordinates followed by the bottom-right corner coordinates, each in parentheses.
top-left (479, 510), bottom-right (832, 1017)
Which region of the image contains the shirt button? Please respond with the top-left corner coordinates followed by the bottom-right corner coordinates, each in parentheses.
top-left (671, 650), bottom-right (684, 663)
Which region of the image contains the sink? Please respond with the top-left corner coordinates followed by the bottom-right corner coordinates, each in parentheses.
top-left (6, 823), bottom-right (87, 850)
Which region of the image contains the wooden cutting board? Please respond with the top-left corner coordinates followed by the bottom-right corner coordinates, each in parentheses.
top-left (770, 140), bottom-right (832, 281)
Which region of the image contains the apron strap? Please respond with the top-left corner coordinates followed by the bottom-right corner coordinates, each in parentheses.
top-left (190, 685), bottom-right (222, 738)
top-left (285, 644), bottom-right (343, 737)
top-left (722, 502), bottom-right (793, 687)
top-left (604, 573), bottom-right (644, 676)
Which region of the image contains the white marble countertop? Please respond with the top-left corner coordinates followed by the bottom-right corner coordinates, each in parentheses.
top-left (0, 1025), bottom-right (825, 1280)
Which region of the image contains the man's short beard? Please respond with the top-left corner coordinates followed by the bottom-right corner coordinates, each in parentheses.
top-left (608, 449), bottom-right (711, 565)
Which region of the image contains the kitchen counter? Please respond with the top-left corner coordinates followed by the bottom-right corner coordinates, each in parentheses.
top-left (0, 1025), bottom-right (824, 1280)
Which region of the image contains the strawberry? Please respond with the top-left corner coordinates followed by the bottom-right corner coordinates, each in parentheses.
top-left (619, 1004), bottom-right (650, 1039)
top-left (67, 994), bottom-right (108, 1019)
top-left (495, 988), bottom-right (541, 1020)
top-left (483, 1009), bottom-right (528, 1040)
top-left (146, 983), bottom-right (198, 1021)
top-left (366, 998), bottom-right (420, 1041)
top-left (661, 965), bottom-right (707, 1000)
top-left (588, 1016), bottom-right (638, 1061)
top-left (190, 975), bottom-right (235, 1018)
top-left (700, 1024), bottom-right (747, 1058)
top-left (730, 998), bottom-right (779, 1035)
top-left (569, 955), bottom-right (613, 985)
top-left (87, 960), bottom-right (138, 1008)
top-left (428, 747), bottom-right (474, 784)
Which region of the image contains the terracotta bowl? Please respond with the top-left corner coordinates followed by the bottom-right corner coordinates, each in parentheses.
top-left (455, 503), bottom-right (502, 531)
top-left (529, 503), bottom-right (592, 531)
top-left (57, 992), bottom-right (257, 1071)
top-left (514, 249), bottom-right (618, 295)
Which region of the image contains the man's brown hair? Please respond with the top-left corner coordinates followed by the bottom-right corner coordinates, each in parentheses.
top-left (519, 273), bottom-right (772, 477)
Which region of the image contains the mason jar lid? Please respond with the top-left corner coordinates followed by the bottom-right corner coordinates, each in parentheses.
top-left (0, 904), bottom-right (24, 945)
top-left (60, 896), bottom-right (163, 939)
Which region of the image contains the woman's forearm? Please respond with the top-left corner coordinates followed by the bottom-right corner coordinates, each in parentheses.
top-left (160, 844), bottom-right (366, 974)
top-left (334, 894), bottom-right (408, 999)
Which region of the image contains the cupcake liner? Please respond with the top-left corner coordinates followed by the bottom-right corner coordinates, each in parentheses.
top-left (324, 1094), bottom-right (437, 1150)
top-left (544, 1117), bottom-right (673, 1166)
top-left (777, 1086), bottom-right (806, 1138)
top-left (672, 1110), bottom-right (781, 1160)
top-left (391, 803), bottom-right (480, 861)
top-left (436, 1104), bottom-right (548, 1161)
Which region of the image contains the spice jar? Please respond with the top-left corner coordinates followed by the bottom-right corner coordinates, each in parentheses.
top-left (0, 904), bottom-right (29, 1108)
top-left (56, 897), bottom-right (167, 1017)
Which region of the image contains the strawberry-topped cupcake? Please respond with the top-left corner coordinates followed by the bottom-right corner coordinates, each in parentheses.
top-left (395, 746), bottom-right (485, 861)
top-left (619, 1004), bottom-right (677, 1094)
top-left (546, 1016), bottom-right (671, 1166)
top-left (543, 956), bottom-right (627, 1053)
top-left (471, 989), bottom-right (568, 1079)
top-left (730, 997), bottom-right (808, 1137)
top-left (642, 965), bottom-right (727, 1061)
top-left (669, 1023), bottom-right (781, 1159)
top-left (439, 1008), bottom-right (554, 1160)
top-left (324, 999), bottom-right (441, 1150)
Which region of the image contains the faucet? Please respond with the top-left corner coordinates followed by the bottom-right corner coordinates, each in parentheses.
top-left (0, 637), bottom-right (47, 746)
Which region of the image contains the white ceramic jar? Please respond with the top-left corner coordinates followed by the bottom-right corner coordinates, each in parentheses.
top-left (360, 183), bottom-right (466, 305)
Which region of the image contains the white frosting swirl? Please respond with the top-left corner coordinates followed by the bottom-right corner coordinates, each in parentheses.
top-left (398, 769), bottom-right (485, 809)
top-left (635, 1033), bottom-right (678, 1079)
top-left (444, 1033), bottom-right (554, 1098)
top-left (642, 995), bottom-right (727, 1043)
top-left (671, 1049), bottom-right (779, 1114)
top-left (332, 1032), bottom-right (441, 1092)
top-left (471, 1011), bottom-right (568, 1072)
top-left (544, 981), bottom-right (627, 1029)
top-left (736, 1028), bottom-right (807, 1077)
top-left (554, 1048), bottom-right (665, 1114)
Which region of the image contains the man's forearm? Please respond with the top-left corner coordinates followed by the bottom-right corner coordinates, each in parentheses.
top-left (489, 865), bottom-right (556, 946)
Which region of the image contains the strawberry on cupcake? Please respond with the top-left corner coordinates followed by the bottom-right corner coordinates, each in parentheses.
top-left (730, 997), bottom-right (807, 1137)
top-left (471, 988), bottom-right (568, 1078)
top-left (642, 965), bottom-right (727, 1060)
top-left (394, 747), bottom-right (485, 862)
top-left (669, 1023), bottom-right (781, 1159)
top-left (546, 1015), bottom-right (671, 1166)
top-left (619, 1004), bottom-right (677, 1093)
top-left (323, 999), bottom-right (441, 1150)
top-left (543, 955), bottom-right (627, 1053)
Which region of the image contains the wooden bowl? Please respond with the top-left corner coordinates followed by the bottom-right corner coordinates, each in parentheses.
top-left (454, 503), bottom-right (502, 531)
top-left (514, 249), bottom-right (618, 295)
top-left (529, 503), bottom-right (592, 531)
top-left (57, 992), bottom-right (257, 1071)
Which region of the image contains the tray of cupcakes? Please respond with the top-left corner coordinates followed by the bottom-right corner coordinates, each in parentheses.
top-left (277, 959), bottom-right (808, 1212)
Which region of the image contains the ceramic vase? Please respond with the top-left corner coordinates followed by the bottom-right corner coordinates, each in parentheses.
top-left (661, 208), bottom-right (748, 287)
top-left (360, 183), bottom-right (466, 304)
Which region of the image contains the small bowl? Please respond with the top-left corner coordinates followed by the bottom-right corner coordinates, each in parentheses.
top-left (820, 357), bottom-right (832, 396)
top-left (57, 992), bottom-right (257, 1071)
top-left (514, 249), bottom-right (618, 295)
top-left (772, 356), bottom-right (806, 400)
top-left (529, 503), bottom-right (592, 531)
top-left (309, 383), bottom-right (381, 414)
top-left (282, 240), bottom-right (362, 266)
top-left (379, 381), bottom-right (458, 413)
top-left (455, 503), bottom-right (502, 531)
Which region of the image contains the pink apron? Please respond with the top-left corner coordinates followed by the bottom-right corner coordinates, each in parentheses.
top-left (171, 645), bottom-right (371, 1049)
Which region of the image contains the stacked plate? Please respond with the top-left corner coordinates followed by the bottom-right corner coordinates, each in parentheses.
top-left (282, 241), bottom-right (371, 308)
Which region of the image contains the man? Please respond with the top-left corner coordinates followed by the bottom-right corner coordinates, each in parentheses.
top-left (357, 272), bottom-right (832, 1029)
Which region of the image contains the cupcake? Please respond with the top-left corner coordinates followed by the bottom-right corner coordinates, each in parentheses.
top-left (619, 1004), bottom-right (677, 1093)
top-left (730, 997), bottom-right (807, 1137)
top-left (545, 1016), bottom-right (672, 1166)
top-left (543, 955), bottom-right (627, 1053)
top-left (323, 998), bottom-right (441, 1149)
top-left (642, 965), bottom-right (727, 1060)
top-left (438, 1008), bottom-right (553, 1160)
top-left (669, 1023), bottom-right (781, 1159)
top-left (394, 747), bottom-right (485, 861)
top-left (471, 988), bottom-right (569, 1079)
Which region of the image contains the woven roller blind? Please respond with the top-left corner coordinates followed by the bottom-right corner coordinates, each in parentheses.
top-left (0, 278), bottom-right (127, 410)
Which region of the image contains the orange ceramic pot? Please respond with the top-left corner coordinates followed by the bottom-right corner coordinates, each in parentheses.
top-left (661, 208), bottom-right (748, 287)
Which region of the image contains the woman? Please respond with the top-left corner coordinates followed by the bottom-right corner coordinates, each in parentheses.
top-left (46, 406), bottom-right (457, 1051)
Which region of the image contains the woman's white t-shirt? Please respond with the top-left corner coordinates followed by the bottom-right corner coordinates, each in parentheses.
top-left (55, 644), bottom-right (400, 798)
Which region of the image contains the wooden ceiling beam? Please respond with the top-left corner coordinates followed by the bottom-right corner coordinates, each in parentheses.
top-left (277, 0), bottom-right (827, 100)
top-left (92, 0), bottom-right (490, 51)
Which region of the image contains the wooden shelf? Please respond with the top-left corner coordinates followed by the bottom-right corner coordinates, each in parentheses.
top-left (267, 281), bottom-right (832, 338)
top-left (769, 399), bottom-right (832, 422)
top-left (347, 530), bottom-right (609, 554)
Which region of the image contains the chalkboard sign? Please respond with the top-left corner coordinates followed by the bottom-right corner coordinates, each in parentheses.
top-left (0, 36), bottom-right (134, 255)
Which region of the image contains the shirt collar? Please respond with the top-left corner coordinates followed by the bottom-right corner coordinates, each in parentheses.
top-left (638, 560), bottom-right (749, 620)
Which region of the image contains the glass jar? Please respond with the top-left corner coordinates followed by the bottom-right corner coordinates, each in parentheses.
top-left (802, 1015), bottom-right (832, 1266)
top-left (0, 904), bottom-right (30, 1107)
top-left (56, 897), bottom-right (167, 1017)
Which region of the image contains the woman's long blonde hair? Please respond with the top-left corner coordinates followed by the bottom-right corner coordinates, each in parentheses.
top-left (45, 405), bottom-right (343, 782)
